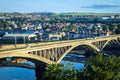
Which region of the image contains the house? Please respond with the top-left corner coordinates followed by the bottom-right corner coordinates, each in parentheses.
top-left (48, 32), bottom-right (65, 41)
top-left (49, 33), bottom-right (61, 41)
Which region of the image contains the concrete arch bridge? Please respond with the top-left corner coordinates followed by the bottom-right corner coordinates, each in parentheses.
top-left (0, 35), bottom-right (120, 64)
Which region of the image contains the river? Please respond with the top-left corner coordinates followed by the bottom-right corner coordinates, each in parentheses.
top-left (0, 53), bottom-right (85, 80)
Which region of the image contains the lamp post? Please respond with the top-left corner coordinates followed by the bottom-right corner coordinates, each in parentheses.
top-left (40, 33), bottom-right (42, 42)
top-left (61, 34), bottom-right (63, 41)
top-left (68, 32), bottom-right (69, 40)
top-left (23, 36), bottom-right (26, 44)
top-left (89, 29), bottom-right (91, 38)
top-left (23, 36), bottom-right (28, 47)
top-left (14, 36), bottom-right (17, 47)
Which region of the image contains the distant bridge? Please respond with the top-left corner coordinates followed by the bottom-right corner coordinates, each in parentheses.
top-left (0, 35), bottom-right (120, 64)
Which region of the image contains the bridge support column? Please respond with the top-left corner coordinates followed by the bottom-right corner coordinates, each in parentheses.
top-left (51, 48), bottom-right (55, 61)
top-left (54, 48), bottom-right (58, 61)
top-left (37, 50), bottom-right (40, 56)
top-left (47, 49), bottom-right (51, 60)
top-left (46, 49), bottom-right (50, 60)
top-left (35, 62), bottom-right (46, 80)
top-left (33, 51), bottom-right (37, 55)
top-left (57, 48), bottom-right (61, 58)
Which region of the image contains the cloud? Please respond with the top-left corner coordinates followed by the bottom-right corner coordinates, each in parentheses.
top-left (83, 4), bottom-right (120, 9)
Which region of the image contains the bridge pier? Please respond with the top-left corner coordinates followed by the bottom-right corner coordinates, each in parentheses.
top-left (35, 62), bottom-right (46, 80)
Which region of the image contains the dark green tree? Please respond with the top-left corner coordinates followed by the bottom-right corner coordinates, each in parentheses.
top-left (77, 53), bottom-right (120, 80)
top-left (0, 21), bottom-right (10, 30)
top-left (9, 24), bottom-right (15, 29)
top-left (115, 24), bottom-right (120, 34)
top-left (102, 25), bottom-right (109, 32)
top-left (17, 22), bottom-right (22, 28)
top-left (45, 25), bottom-right (51, 30)
top-left (41, 63), bottom-right (77, 80)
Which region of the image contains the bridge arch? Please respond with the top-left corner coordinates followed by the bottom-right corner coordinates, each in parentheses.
top-left (0, 53), bottom-right (55, 64)
top-left (102, 38), bottom-right (120, 50)
top-left (57, 43), bottom-right (100, 63)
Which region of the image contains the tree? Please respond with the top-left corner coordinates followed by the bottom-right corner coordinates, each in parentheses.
top-left (9, 24), bottom-right (15, 29)
top-left (65, 25), bottom-right (77, 32)
top-left (1, 21), bottom-right (9, 30)
top-left (45, 25), bottom-right (51, 30)
top-left (102, 25), bottom-right (109, 32)
top-left (77, 53), bottom-right (120, 80)
top-left (0, 22), bottom-right (4, 29)
top-left (71, 25), bottom-right (77, 31)
top-left (41, 63), bottom-right (77, 80)
top-left (17, 22), bottom-right (22, 28)
top-left (115, 24), bottom-right (120, 34)
top-left (41, 64), bottom-right (63, 80)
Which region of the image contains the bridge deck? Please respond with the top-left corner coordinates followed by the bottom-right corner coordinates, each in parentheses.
top-left (0, 35), bottom-right (119, 64)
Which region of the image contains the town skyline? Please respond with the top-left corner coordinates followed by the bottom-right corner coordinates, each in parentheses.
top-left (0, 0), bottom-right (120, 13)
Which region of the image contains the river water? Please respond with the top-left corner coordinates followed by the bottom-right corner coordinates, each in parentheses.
top-left (0, 67), bottom-right (35, 80)
top-left (0, 53), bottom-right (85, 80)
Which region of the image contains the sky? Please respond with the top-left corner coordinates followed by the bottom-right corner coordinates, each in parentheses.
top-left (0, 0), bottom-right (120, 13)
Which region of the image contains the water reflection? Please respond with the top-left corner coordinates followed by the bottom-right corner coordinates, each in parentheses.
top-left (0, 60), bottom-right (36, 80)
top-left (61, 53), bottom-right (86, 70)
top-left (61, 61), bottom-right (84, 70)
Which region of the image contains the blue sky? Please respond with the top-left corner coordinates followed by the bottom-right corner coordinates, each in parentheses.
top-left (0, 0), bottom-right (120, 13)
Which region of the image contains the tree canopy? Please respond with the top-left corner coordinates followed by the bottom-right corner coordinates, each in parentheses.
top-left (40, 53), bottom-right (120, 80)
top-left (77, 53), bottom-right (120, 80)
top-left (41, 64), bottom-right (77, 80)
